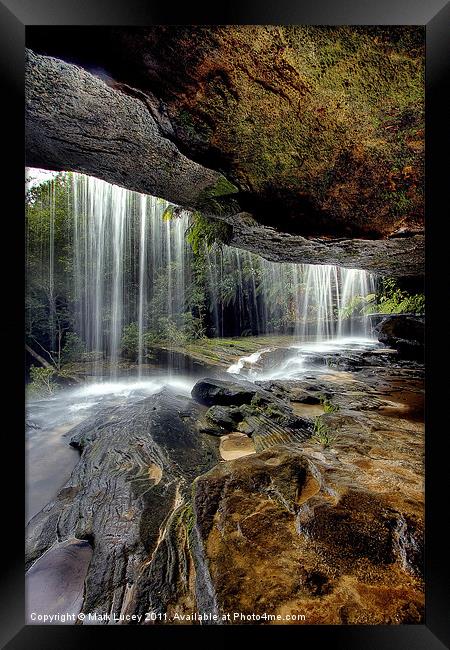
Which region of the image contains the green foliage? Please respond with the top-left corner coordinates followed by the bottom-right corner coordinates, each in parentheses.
top-left (29, 366), bottom-right (56, 395)
top-left (311, 417), bottom-right (337, 448)
top-left (162, 205), bottom-right (175, 221)
top-left (155, 313), bottom-right (206, 346)
top-left (186, 212), bottom-right (232, 255)
top-left (339, 294), bottom-right (376, 319)
top-left (372, 278), bottom-right (425, 314)
top-left (26, 173), bottom-right (76, 367)
top-left (121, 323), bottom-right (139, 360)
top-left (318, 396), bottom-right (340, 413)
top-left (61, 333), bottom-right (85, 363)
top-left (122, 313), bottom-right (206, 357)
top-left (121, 323), bottom-right (156, 361)
top-left (340, 278), bottom-right (425, 319)
top-left (161, 204), bottom-right (184, 221)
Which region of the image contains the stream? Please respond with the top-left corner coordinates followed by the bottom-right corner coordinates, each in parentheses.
top-left (26, 336), bottom-right (381, 524)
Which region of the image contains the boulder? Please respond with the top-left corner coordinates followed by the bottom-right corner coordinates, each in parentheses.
top-left (375, 314), bottom-right (424, 360)
top-left (192, 446), bottom-right (424, 624)
top-left (191, 377), bottom-right (274, 407)
top-left (205, 405), bottom-right (243, 430)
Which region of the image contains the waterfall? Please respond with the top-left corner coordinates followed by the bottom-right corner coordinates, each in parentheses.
top-left (206, 245), bottom-right (376, 340)
top-left (137, 194), bottom-right (147, 377)
top-left (337, 268), bottom-right (376, 337)
top-left (295, 264), bottom-right (340, 340)
top-left (29, 170), bottom-right (377, 379)
top-left (109, 188), bottom-right (127, 377)
top-left (72, 175), bottom-right (131, 376)
top-left (48, 179), bottom-right (56, 353)
top-left (71, 173), bottom-right (192, 376)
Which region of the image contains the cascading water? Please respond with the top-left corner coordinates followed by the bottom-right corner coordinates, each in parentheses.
top-left (203, 244), bottom-right (376, 341)
top-left (48, 180), bottom-right (56, 352)
top-left (73, 175), bottom-right (130, 376)
top-left (337, 268), bottom-right (376, 337)
top-left (28, 170), bottom-right (377, 379)
top-left (137, 194), bottom-right (147, 377)
top-left (71, 174), bottom-right (191, 377)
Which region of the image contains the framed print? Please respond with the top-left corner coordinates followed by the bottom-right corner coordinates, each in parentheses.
top-left (1, 0), bottom-right (449, 647)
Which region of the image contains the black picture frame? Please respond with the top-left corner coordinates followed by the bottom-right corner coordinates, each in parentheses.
top-left (1, 0), bottom-right (448, 647)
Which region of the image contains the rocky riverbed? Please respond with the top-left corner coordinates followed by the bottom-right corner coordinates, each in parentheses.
top-left (26, 341), bottom-right (424, 625)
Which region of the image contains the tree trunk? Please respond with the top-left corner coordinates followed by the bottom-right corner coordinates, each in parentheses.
top-left (25, 344), bottom-right (54, 369)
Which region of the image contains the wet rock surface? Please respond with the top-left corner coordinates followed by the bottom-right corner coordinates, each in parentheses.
top-left (375, 314), bottom-right (424, 360)
top-left (190, 360), bottom-right (424, 623)
top-left (26, 388), bottom-right (219, 621)
top-left (199, 405), bottom-right (244, 435)
top-left (26, 539), bottom-right (93, 624)
top-left (193, 378), bottom-right (314, 449)
top-left (26, 347), bottom-right (424, 625)
top-left (192, 377), bottom-right (279, 407)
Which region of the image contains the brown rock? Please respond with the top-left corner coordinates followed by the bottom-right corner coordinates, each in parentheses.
top-left (190, 364), bottom-right (424, 624)
top-left (26, 26), bottom-right (425, 276)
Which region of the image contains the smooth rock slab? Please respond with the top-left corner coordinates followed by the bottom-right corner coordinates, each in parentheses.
top-left (25, 388), bottom-right (219, 622)
top-left (192, 443), bottom-right (424, 624)
top-left (219, 432), bottom-right (256, 460)
top-left (26, 538), bottom-right (92, 624)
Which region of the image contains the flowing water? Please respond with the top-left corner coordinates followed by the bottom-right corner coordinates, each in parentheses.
top-left (227, 337), bottom-right (381, 381)
top-left (30, 171), bottom-right (377, 378)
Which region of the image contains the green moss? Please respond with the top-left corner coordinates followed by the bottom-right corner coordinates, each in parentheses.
top-left (210, 176), bottom-right (239, 197)
top-left (186, 212), bottom-right (232, 254)
top-left (180, 26), bottom-right (424, 234)
top-left (162, 205), bottom-right (175, 221)
top-left (178, 109), bottom-right (196, 130)
top-left (196, 176), bottom-right (239, 214)
top-left (182, 503), bottom-right (195, 550)
top-left (178, 109), bottom-right (213, 144)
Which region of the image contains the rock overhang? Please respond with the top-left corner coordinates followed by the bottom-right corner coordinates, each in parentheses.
top-left (25, 26), bottom-right (425, 278)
